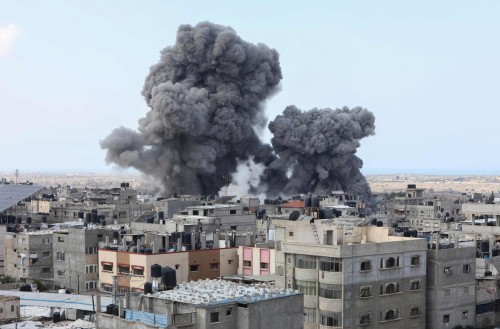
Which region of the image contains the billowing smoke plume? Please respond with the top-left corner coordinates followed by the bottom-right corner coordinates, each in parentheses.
top-left (101, 22), bottom-right (375, 200)
top-left (101, 22), bottom-right (283, 196)
top-left (268, 106), bottom-right (375, 199)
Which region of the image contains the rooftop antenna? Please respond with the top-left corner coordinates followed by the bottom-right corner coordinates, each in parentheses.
top-left (14, 169), bottom-right (19, 185)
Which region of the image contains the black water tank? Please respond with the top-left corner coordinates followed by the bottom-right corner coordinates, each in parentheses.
top-left (158, 211), bottom-right (164, 220)
top-left (85, 213), bottom-right (91, 223)
top-left (485, 270), bottom-right (493, 276)
top-left (53, 312), bottom-right (61, 323)
top-left (91, 212), bottom-right (98, 224)
top-left (138, 247), bottom-right (145, 254)
top-left (162, 266), bottom-right (177, 288)
top-left (19, 284), bottom-right (32, 292)
top-left (144, 248), bottom-right (152, 254)
top-left (113, 304), bottom-right (119, 316)
top-left (16, 217), bottom-right (22, 224)
top-left (106, 304), bottom-right (115, 315)
top-left (112, 231), bottom-right (119, 240)
top-left (26, 217), bottom-right (32, 224)
top-left (144, 282), bottom-right (153, 294)
top-left (288, 210), bottom-right (300, 221)
top-left (151, 264), bottom-right (162, 278)
top-left (304, 196), bottom-right (312, 208)
top-left (78, 212), bottom-right (84, 219)
top-left (312, 197), bottom-right (320, 208)
top-left (182, 232), bottom-right (191, 245)
top-left (376, 221), bottom-right (383, 227)
top-left (158, 248), bottom-right (166, 253)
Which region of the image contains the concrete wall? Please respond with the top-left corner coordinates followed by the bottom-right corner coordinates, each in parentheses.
top-left (97, 313), bottom-right (162, 329)
top-left (0, 296), bottom-right (19, 321)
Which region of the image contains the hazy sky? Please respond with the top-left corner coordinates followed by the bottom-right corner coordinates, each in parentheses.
top-left (1, 1), bottom-right (499, 175)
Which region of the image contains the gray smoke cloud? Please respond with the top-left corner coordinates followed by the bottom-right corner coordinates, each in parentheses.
top-left (101, 22), bottom-right (375, 200)
top-left (268, 105), bottom-right (375, 199)
top-left (101, 22), bottom-right (282, 196)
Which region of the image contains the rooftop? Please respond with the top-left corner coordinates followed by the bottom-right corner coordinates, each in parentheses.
top-left (152, 279), bottom-right (299, 306)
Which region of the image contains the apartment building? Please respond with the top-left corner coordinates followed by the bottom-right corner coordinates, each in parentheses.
top-left (426, 247), bottom-right (476, 329)
top-left (98, 247), bottom-right (238, 294)
top-left (273, 218), bottom-right (427, 329)
top-left (4, 230), bottom-right (53, 282)
top-left (238, 246), bottom-right (275, 276)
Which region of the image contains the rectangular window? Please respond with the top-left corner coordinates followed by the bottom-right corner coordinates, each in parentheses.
top-left (410, 280), bottom-right (420, 291)
top-left (132, 266), bottom-right (144, 276)
top-left (42, 267), bottom-right (50, 273)
top-left (58, 237), bottom-right (64, 243)
top-left (463, 264), bottom-right (471, 273)
top-left (463, 286), bottom-right (469, 295)
top-left (118, 265), bottom-right (129, 274)
top-left (10, 305), bottom-right (14, 312)
top-left (462, 311), bottom-right (469, 319)
top-left (57, 270), bottom-right (65, 277)
top-left (101, 284), bottom-right (113, 292)
top-left (243, 260), bottom-right (252, 267)
top-left (410, 306), bottom-right (421, 316)
top-left (444, 289), bottom-right (450, 297)
top-left (444, 267), bottom-right (452, 275)
top-left (304, 308), bottom-right (316, 323)
top-left (289, 231), bottom-right (294, 237)
top-left (319, 283), bottom-right (342, 299)
top-left (443, 314), bottom-right (450, 323)
top-left (360, 313), bottom-right (371, 325)
top-left (260, 262), bottom-right (269, 269)
top-left (320, 311), bottom-right (342, 327)
top-left (360, 286), bottom-right (372, 298)
top-left (56, 251), bottom-right (65, 261)
top-left (360, 260), bottom-right (372, 271)
top-left (230, 210), bottom-right (237, 215)
top-left (102, 262), bottom-right (113, 272)
top-left (190, 265), bottom-right (199, 272)
top-left (42, 251), bottom-right (50, 258)
top-left (226, 307), bottom-right (232, 317)
top-left (210, 312), bottom-right (219, 323)
top-left (295, 255), bottom-right (316, 269)
top-left (295, 280), bottom-right (317, 295)
top-left (210, 263), bottom-right (219, 270)
top-left (319, 257), bottom-right (342, 272)
top-left (410, 255), bottom-right (420, 266)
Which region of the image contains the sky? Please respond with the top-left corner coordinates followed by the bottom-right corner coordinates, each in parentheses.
top-left (1, 0), bottom-right (499, 175)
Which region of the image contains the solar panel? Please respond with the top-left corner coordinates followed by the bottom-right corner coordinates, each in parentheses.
top-left (0, 184), bottom-right (44, 213)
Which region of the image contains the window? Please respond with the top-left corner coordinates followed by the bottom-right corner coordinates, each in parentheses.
top-left (190, 265), bottom-right (199, 272)
top-left (210, 312), bottom-right (219, 323)
top-left (226, 307), bottom-right (232, 317)
top-left (410, 255), bottom-right (420, 266)
top-left (230, 210), bottom-right (236, 215)
top-left (382, 309), bottom-right (400, 321)
top-left (230, 225), bottom-right (237, 230)
top-left (463, 264), bottom-right (471, 273)
top-left (118, 265), bottom-right (129, 274)
top-left (443, 314), bottom-right (449, 323)
top-left (444, 267), bottom-right (452, 275)
top-left (42, 238), bottom-right (50, 244)
top-left (410, 280), bottom-right (421, 291)
top-left (381, 282), bottom-right (399, 295)
top-left (210, 263), bottom-right (219, 270)
top-left (319, 283), bottom-right (342, 299)
top-left (101, 284), bottom-right (113, 292)
top-left (304, 308), bottom-right (316, 323)
top-left (42, 267), bottom-right (50, 273)
top-left (132, 266), bottom-right (144, 276)
top-left (56, 251), bottom-right (65, 261)
top-left (10, 305), bottom-right (14, 312)
top-left (42, 251), bottom-right (50, 258)
top-left (319, 257), bottom-right (342, 272)
top-left (192, 210), bottom-right (199, 216)
top-left (385, 257), bottom-right (396, 268)
top-left (289, 231), bottom-right (294, 237)
top-left (360, 286), bottom-right (372, 298)
top-left (260, 262), bottom-right (269, 269)
top-left (463, 286), bottom-right (469, 295)
top-left (410, 306), bottom-right (421, 317)
top-left (0, 308), bottom-right (3, 313)
top-left (360, 260), bottom-right (371, 271)
top-left (243, 260), bottom-right (252, 267)
top-left (295, 255), bottom-right (316, 269)
top-left (360, 313), bottom-right (371, 325)
top-left (444, 289), bottom-right (450, 297)
top-left (320, 311), bottom-right (342, 327)
top-left (58, 237), bottom-right (64, 243)
top-left (295, 280), bottom-right (317, 295)
top-left (462, 311), bottom-right (469, 319)
top-left (102, 262), bottom-right (113, 272)
top-left (57, 270), bottom-right (65, 277)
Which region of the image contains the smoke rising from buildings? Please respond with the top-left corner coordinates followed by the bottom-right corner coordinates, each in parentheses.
top-left (101, 22), bottom-right (375, 199)
top-left (268, 105), bottom-right (375, 199)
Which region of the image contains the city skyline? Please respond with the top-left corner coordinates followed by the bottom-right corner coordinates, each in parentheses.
top-left (1, 1), bottom-right (499, 175)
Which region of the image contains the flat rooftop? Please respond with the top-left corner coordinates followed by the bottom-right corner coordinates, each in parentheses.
top-left (152, 279), bottom-right (299, 306)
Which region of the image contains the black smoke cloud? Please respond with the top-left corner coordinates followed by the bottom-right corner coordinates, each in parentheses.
top-left (268, 106), bottom-right (375, 199)
top-left (101, 22), bottom-right (375, 199)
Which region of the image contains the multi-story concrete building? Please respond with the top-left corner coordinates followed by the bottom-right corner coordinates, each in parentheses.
top-left (98, 247), bottom-right (238, 294)
top-left (53, 225), bottom-right (117, 293)
top-left (426, 246), bottom-right (476, 329)
top-left (97, 279), bottom-right (304, 329)
top-left (238, 246), bottom-right (275, 276)
top-left (273, 219), bottom-right (428, 329)
top-left (4, 230), bottom-right (53, 283)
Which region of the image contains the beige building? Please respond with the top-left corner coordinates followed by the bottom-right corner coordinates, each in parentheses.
top-left (98, 248), bottom-right (238, 294)
top-left (273, 218), bottom-right (427, 328)
top-left (0, 295), bottom-right (20, 321)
